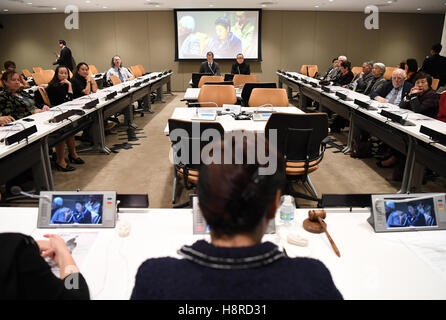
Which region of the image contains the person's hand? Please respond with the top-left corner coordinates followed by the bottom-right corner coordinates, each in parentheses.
top-left (359, 72), bottom-right (364, 78)
top-left (60, 79), bottom-right (71, 86)
top-left (37, 234), bottom-right (72, 265)
top-left (376, 96), bottom-right (387, 103)
top-left (410, 87), bottom-right (422, 96)
top-left (0, 115), bottom-right (14, 126)
top-left (41, 105), bottom-right (51, 111)
top-left (57, 54), bottom-right (60, 58)
top-left (342, 85), bottom-right (348, 88)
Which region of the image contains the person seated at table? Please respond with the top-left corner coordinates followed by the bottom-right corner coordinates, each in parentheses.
top-left (231, 53), bottom-right (250, 75)
top-left (326, 55), bottom-right (347, 82)
top-left (321, 58), bottom-right (338, 80)
top-left (71, 62), bottom-right (98, 99)
top-left (404, 58), bottom-right (418, 84)
top-left (199, 51), bottom-right (221, 75)
top-left (400, 72), bottom-right (439, 119)
top-left (105, 55), bottom-right (135, 85)
top-left (346, 61), bottom-right (374, 93)
top-left (3, 60), bottom-right (29, 89)
top-left (68, 201), bottom-right (92, 224)
top-left (0, 232), bottom-right (89, 299)
top-left (0, 71), bottom-right (50, 122)
top-left (332, 60), bottom-right (354, 87)
top-left (363, 62), bottom-right (387, 96)
top-left (371, 69), bottom-right (413, 105)
top-left (46, 66), bottom-right (85, 172)
top-left (131, 137), bottom-right (343, 300)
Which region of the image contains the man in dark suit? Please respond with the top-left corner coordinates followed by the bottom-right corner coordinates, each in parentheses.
top-left (53, 40), bottom-right (73, 71)
top-left (199, 51), bottom-right (221, 75)
top-left (420, 43), bottom-right (446, 87)
top-left (371, 68), bottom-right (413, 105)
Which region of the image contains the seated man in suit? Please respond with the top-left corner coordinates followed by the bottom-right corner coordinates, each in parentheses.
top-left (199, 51), bottom-right (221, 75)
top-left (371, 68), bottom-right (413, 105)
top-left (231, 53), bottom-right (250, 75)
top-left (363, 62), bottom-right (387, 96)
top-left (326, 55), bottom-right (347, 82)
top-left (346, 61), bottom-right (374, 93)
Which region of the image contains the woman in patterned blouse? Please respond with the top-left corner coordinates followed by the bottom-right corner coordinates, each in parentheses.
top-left (0, 71), bottom-right (50, 125)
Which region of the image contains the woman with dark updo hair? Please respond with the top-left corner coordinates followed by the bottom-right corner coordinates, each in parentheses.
top-left (131, 137), bottom-right (342, 300)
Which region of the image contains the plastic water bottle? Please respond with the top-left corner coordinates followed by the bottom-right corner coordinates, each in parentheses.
top-left (279, 195), bottom-right (295, 225)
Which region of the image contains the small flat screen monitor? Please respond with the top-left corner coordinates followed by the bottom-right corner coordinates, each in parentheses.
top-left (38, 191), bottom-right (117, 228)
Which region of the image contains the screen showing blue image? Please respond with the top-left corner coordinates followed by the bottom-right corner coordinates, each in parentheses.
top-left (50, 194), bottom-right (103, 225)
top-left (385, 198), bottom-right (437, 228)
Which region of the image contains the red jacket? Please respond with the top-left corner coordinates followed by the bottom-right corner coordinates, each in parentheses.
top-left (438, 91), bottom-right (446, 122)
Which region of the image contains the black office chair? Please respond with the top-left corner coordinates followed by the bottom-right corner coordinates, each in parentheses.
top-left (224, 74), bottom-right (235, 82)
top-left (191, 73), bottom-right (213, 88)
top-left (241, 82), bottom-right (277, 106)
top-left (168, 119), bottom-right (225, 208)
top-left (265, 113), bottom-right (330, 206)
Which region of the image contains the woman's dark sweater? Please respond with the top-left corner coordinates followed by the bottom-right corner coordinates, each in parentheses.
top-left (131, 240), bottom-right (342, 300)
top-left (46, 83), bottom-right (73, 107)
top-left (0, 233), bottom-right (89, 300)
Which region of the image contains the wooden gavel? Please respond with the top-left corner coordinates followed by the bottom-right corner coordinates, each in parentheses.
top-left (308, 210), bottom-right (341, 257)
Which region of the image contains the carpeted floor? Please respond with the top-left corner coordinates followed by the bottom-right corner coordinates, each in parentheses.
top-left (48, 92), bottom-right (446, 208)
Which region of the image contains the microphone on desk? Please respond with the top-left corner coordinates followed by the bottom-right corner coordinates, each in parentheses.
top-left (10, 186), bottom-right (51, 202)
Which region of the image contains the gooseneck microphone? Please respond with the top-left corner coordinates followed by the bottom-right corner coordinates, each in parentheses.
top-left (10, 186), bottom-right (51, 202)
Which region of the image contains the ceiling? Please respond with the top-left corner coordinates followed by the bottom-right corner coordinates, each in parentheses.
top-left (0, 0), bottom-right (445, 14)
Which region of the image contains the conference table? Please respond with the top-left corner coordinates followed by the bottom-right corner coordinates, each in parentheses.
top-left (1, 206), bottom-right (445, 300)
top-left (164, 106), bottom-right (304, 135)
top-left (277, 71), bottom-right (446, 194)
top-left (0, 71), bottom-right (173, 192)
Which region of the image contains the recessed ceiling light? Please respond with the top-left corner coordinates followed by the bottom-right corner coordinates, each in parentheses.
top-left (3, 9), bottom-right (8, 12)
top-left (329, 0), bottom-right (334, 2)
top-left (262, 4), bottom-right (266, 7)
top-left (417, 8), bottom-right (421, 10)
top-left (27, 2), bottom-right (32, 4)
top-left (387, 0), bottom-right (392, 3)
top-left (85, 0), bottom-right (90, 3)
top-left (209, 4), bottom-right (214, 7)
top-left (155, 4), bottom-right (160, 7)
top-left (315, 5), bottom-right (319, 8)
top-left (103, 6), bottom-right (107, 8)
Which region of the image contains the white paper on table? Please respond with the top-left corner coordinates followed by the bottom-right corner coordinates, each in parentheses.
top-left (48, 232), bottom-right (98, 277)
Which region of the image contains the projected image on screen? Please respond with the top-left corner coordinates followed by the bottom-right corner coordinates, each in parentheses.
top-left (50, 194), bottom-right (103, 225)
top-left (385, 198), bottom-right (437, 228)
top-left (175, 10), bottom-right (260, 60)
